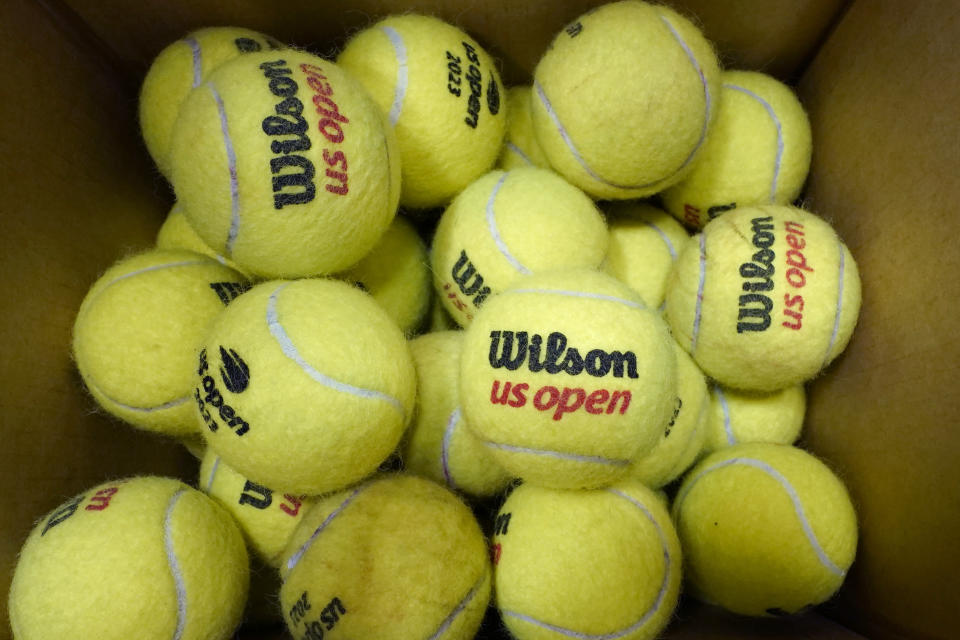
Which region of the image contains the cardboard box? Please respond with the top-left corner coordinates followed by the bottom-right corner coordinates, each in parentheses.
top-left (1, 1), bottom-right (957, 638)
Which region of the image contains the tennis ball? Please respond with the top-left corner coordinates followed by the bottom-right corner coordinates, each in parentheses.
top-left (432, 167), bottom-right (608, 326)
top-left (460, 269), bottom-right (677, 489)
top-left (73, 249), bottom-right (250, 436)
top-left (629, 341), bottom-right (708, 489)
top-left (662, 70), bottom-right (813, 229)
top-left (279, 474), bottom-right (491, 640)
top-left (337, 14), bottom-right (506, 209)
top-left (428, 295), bottom-right (459, 331)
top-left (8, 476), bottom-right (249, 640)
top-left (498, 86), bottom-right (550, 170)
top-left (156, 203), bottom-right (247, 276)
top-left (705, 384), bottom-right (805, 453)
top-left (673, 443), bottom-right (858, 616)
top-left (170, 51), bottom-right (400, 278)
top-left (403, 331), bottom-right (513, 497)
top-left (199, 449), bottom-right (314, 567)
top-left (665, 205), bottom-right (862, 391)
top-left (532, 1), bottom-right (720, 199)
top-left (603, 202), bottom-right (690, 308)
top-left (493, 480), bottom-right (682, 640)
top-left (195, 278), bottom-right (416, 495)
top-left (339, 215), bottom-right (430, 335)
top-left (140, 27), bottom-right (284, 178)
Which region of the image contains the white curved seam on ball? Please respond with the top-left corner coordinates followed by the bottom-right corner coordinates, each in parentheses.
top-left (483, 441), bottom-right (630, 466)
top-left (676, 457), bottom-right (845, 576)
top-left (691, 233), bottom-right (707, 354)
top-left (725, 83), bottom-right (783, 202)
top-left (164, 489), bottom-right (189, 640)
top-left (643, 220), bottom-right (679, 261)
top-left (823, 241), bottom-right (845, 369)
top-left (266, 284), bottom-right (405, 416)
top-left (508, 288), bottom-right (645, 310)
top-left (285, 484), bottom-right (366, 572)
top-left (207, 82), bottom-right (241, 256)
top-left (502, 489), bottom-right (672, 639)
top-left (505, 142), bottom-right (533, 166)
top-left (441, 408), bottom-right (461, 491)
top-left (95, 259), bottom-right (212, 294)
top-left (185, 37), bottom-right (202, 88)
top-left (85, 377), bottom-right (192, 414)
top-left (382, 26), bottom-right (408, 127)
top-left (426, 575), bottom-right (485, 640)
top-left (204, 456), bottom-right (221, 492)
top-left (715, 386), bottom-right (736, 445)
top-left (486, 173), bottom-right (531, 275)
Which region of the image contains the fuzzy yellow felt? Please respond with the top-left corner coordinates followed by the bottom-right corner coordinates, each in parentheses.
top-left (705, 384), bottom-right (805, 452)
top-left (498, 86), bottom-right (550, 170)
top-left (156, 203), bottom-right (248, 275)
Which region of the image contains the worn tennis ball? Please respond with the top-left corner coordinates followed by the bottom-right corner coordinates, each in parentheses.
top-left (156, 203), bottom-right (248, 276)
top-left (673, 443), bottom-right (858, 616)
top-left (170, 50), bottom-right (400, 278)
top-left (532, 1), bottom-right (720, 199)
top-left (493, 480), bottom-right (682, 640)
top-left (140, 27), bottom-right (284, 178)
top-left (498, 86), bottom-right (550, 170)
top-left (279, 474), bottom-right (491, 640)
top-left (339, 215), bottom-right (430, 335)
top-left (199, 450), bottom-right (314, 567)
top-left (432, 167), bottom-right (608, 326)
top-left (629, 341), bottom-right (709, 489)
top-left (662, 70), bottom-right (813, 229)
top-left (603, 202), bottom-right (690, 308)
top-left (705, 384), bottom-right (805, 453)
top-left (8, 477), bottom-right (249, 640)
top-left (428, 295), bottom-right (459, 332)
top-left (337, 14), bottom-right (506, 209)
top-left (403, 331), bottom-right (513, 497)
top-left (460, 269), bottom-right (677, 489)
top-left (72, 249), bottom-right (250, 436)
top-left (665, 205), bottom-right (862, 391)
top-left (195, 278), bottom-right (415, 495)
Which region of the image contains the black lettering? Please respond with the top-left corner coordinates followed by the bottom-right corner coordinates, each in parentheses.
top-left (238, 481), bottom-right (272, 509)
top-left (42, 496), bottom-right (84, 535)
top-left (488, 331), bottom-right (528, 370)
top-left (271, 155), bottom-right (316, 208)
top-left (737, 294), bottom-right (773, 333)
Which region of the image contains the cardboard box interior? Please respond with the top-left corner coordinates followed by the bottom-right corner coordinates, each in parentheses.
top-left (1, 0), bottom-right (958, 639)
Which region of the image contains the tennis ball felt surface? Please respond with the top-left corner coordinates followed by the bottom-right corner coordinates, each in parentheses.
top-left (337, 14), bottom-right (506, 209)
top-left (199, 449), bottom-right (314, 567)
top-left (403, 331), bottom-right (513, 497)
top-left (498, 86), bottom-right (550, 170)
top-left (665, 205), bottom-right (862, 391)
top-left (339, 215), bottom-right (430, 335)
top-left (531, 0), bottom-right (720, 199)
top-left (140, 26), bottom-right (284, 178)
top-left (195, 278), bottom-right (415, 495)
top-left (432, 167), bottom-right (608, 326)
top-left (279, 474), bottom-right (491, 640)
top-left (705, 384), bottom-right (805, 453)
top-left (603, 202), bottom-right (690, 308)
top-left (170, 50), bottom-right (400, 278)
top-left (662, 70), bottom-right (813, 229)
top-left (8, 477), bottom-right (249, 640)
top-left (72, 249), bottom-right (250, 436)
top-left (673, 443), bottom-right (858, 616)
top-left (156, 203), bottom-right (247, 275)
top-left (493, 480), bottom-right (681, 640)
top-left (460, 269), bottom-right (677, 489)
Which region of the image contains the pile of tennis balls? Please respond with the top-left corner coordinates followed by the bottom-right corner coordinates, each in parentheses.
top-left (9, 3), bottom-right (863, 640)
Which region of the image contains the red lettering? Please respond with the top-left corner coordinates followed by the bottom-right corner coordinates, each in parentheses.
top-left (492, 543), bottom-right (502, 566)
top-left (300, 62), bottom-right (350, 193)
top-left (786, 248), bottom-right (813, 273)
top-left (553, 388), bottom-right (586, 421)
top-left (786, 267), bottom-right (807, 288)
top-left (533, 386), bottom-right (560, 411)
top-left (782, 308), bottom-right (803, 330)
top-left (787, 233), bottom-right (806, 250)
top-left (585, 389), bottom-right (610, 414)
top-left (784, 220), bottom-right (805, 236)
top-left (318, 118), bottom-right (344, 143)
top-left (325, 169), bottom-right (348, 195)
top-left (85, 486), bottom-right (119, 511)
top-left (509, 383), bottom-right (528, 407)
top-left (490, 380), bottom-right (511, 405)
top-left (684, 203), bottom-right (701, 227)
top-left (279, 495), bottom-right (302, 517)
top-left (607, 390), bottom-right (632, 415)
top-left (784, 293), bottom-right (804, 311)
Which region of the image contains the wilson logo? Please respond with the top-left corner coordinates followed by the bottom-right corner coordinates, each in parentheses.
top-left (195, 348), bottom-right (250, 436)
top-left (488, 330), bottom-right (639, 379)
top-left (219, 346), bottom-right (250, 393)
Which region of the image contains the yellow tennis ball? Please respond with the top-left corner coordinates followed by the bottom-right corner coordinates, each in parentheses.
top-left (432, 167), bottom-right (608, 326)
top-left (8, 476), bottom-right (249, 640)
top-left (493, 480), bottom-right (682, 640)
top-left (498, 86), bottom-right (550, 170)
top-left (337, 14), bottom-right (506, 209)
top-left (140, 27), bottom-right (285, 178)
top-left (665, 205), bottom-right (862, 391)
top-left (72, 249), bottom-right (250, 436)
top-left (339, 215), bottom-right (430, 335)
top-left (199, 449), bottom-right (315, 567)
top-left (629, 341), bottom-right (709, 489)
top-left (156, 203), bottom-right (249, 276)
top-left (279, 474), bottom-right (491, 640)
top-left (662, 70), bottom-right (813, 229)
top-left (170, 51), bottom-right (400, 278)
top-left (603, 202), bottom-right (690, 308)
top-left (460, 269), bottom-right (677, 489)
top-left (428, 294), bottom-right (459, 331)
top-left (403, 331), bottom-right (513, 497)
top-left (531, 1), bottom-right (720, 200)
top-left (195, 278), bottom-right (416, 495)
top-left (673, 443), bottom-right (858, 616)
top-left (705, 384), bottom-right (805, 453)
